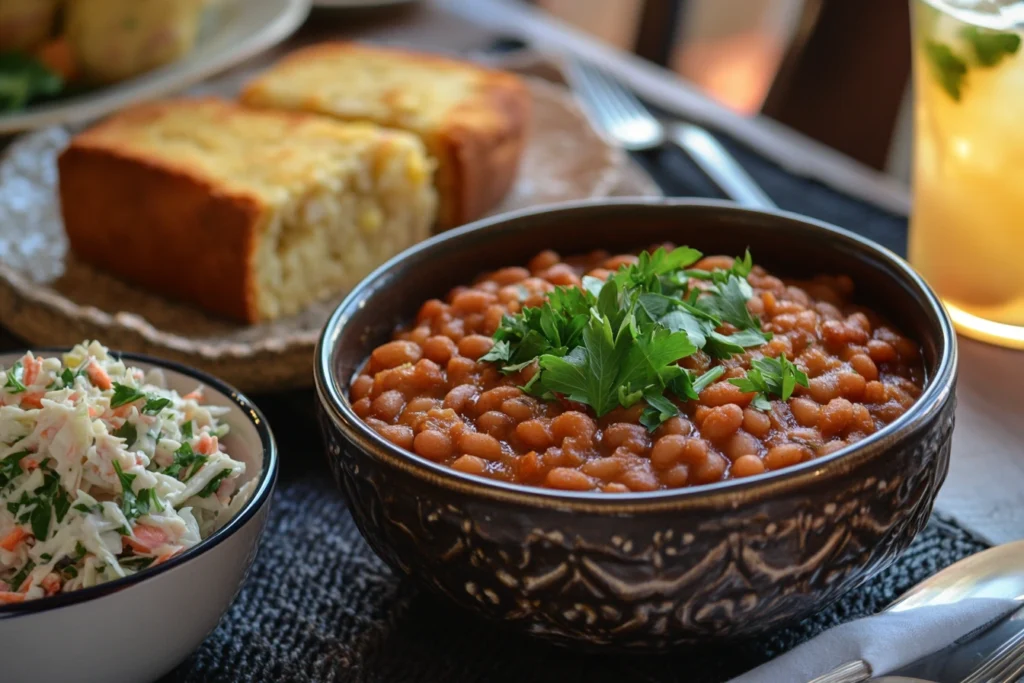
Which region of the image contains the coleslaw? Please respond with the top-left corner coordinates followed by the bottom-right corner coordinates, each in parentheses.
top-left (0, 341), bottom-right (252, 604)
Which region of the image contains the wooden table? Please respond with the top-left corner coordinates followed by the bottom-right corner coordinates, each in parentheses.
top-left (6, 0), bottom-right (1024, 545)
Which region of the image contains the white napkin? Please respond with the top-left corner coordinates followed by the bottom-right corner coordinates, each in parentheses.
top-left (728, 598), bottom-right (1020, 683)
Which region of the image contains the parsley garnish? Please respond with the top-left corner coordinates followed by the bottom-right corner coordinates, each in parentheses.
top-left (110, 383), bottom-right (146, 408)
top-left (181, 421), bottom-right (193, 439)
top-left (197, 468), bottom-right (232, 498)
top-left (112, 461), bottom-right (159, 521)
top-left (8, 560), bottom-right (33, 590)
top-left (3, 361), bottom-right (26, 393)
top-left (483, 247), bottom-right (772, 430)
top-left (111, 422), bottom-right (138, 448)
top-left (24, 471), bottom-right (71, 541)
top-left (142, 397), bottom-right (172, 415)
top-left (729, 354), bottom-right (809, 411)
top-left (0, 450), bottom-right (27, 488)
top-left (163, 442), bottom-right (207, 481)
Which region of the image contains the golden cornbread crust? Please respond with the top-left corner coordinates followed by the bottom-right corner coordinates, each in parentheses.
top-left (60, 105), bottom-right (263, 322)
top-left (59, 98), bottom-right (437, 323)
top-left (241, 42), bottom-right (531, 229)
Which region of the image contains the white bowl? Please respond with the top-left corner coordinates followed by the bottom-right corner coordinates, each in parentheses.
top-left (0, 349), bottom-right (278, 683)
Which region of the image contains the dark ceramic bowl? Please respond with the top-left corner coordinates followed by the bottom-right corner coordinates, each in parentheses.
top-left (314, 199), bottom-right (957, 649)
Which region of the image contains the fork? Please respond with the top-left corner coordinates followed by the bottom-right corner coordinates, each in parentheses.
top-left (959, 617), bottom-right (1024, 683)
top-left (567, 58), bottom-right (776, 209)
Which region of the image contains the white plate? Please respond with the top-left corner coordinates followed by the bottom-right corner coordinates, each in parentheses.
top-left (0, 0), bottom-right (311, 134)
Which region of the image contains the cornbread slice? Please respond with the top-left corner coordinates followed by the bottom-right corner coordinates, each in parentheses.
top-left (241, 42), bottom-right (531, 230)
top-left (58, 98), bottom-right (437, 323)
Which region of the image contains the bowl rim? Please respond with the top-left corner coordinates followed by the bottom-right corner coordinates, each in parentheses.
top-left (315, 197), bottom-right (957, 511)
top-left (0, 348), bottom-right (278, 617)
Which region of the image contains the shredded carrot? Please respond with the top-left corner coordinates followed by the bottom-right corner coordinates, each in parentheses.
top-left (0, 527), bottom-right (27, 551)
top-left (154, 546), bottom-right (184, 565)
top-left (196, 433), bottom-right (219, 455)
top-left (22, 459), bottom-right (38, 472)
top-left (123, 524), bottom-right (170, 553)
top-left (20, 357), bottom-right (42, 387)
top-left (182, 390), bottom-right (203, 402)
top-left (86, 361), bottom-right (112, 390)
top-left (0, 592), bottom-right (25, 604)
top-left (20, 392), bottom-right (43, 409)
top-left (40, 573), bottom-right (61, 595)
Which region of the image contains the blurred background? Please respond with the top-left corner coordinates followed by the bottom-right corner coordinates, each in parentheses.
top-left (529, 0), bottom-right (913, 180)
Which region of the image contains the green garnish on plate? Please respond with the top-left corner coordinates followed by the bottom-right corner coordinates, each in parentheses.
top-left (0, 53), bottom-right (63, 114)
top-left (482, 246), bottom-right (783, 430)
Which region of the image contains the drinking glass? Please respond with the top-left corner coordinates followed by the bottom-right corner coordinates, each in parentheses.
top-left (909, 0), bottom-right (1024, 348)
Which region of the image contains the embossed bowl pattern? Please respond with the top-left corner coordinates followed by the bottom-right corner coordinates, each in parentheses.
top-left (315, 199), bottom-right (958, 648)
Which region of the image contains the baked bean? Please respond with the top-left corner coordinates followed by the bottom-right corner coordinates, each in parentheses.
top-left (603, 423), bottom-right (650, 453)
top-left (422, 336), bottom-right (457, 365)
top-left (701, 404), bottom-right (744, 441)
top-left (478, 411), bottom-right (514, 438)
top-left (377, 424), bottom-right (414, 450)
top-left (458, 335), bottom-right (495, 360)
top-left (820, 398), bottom-right (854, 437)
top-left (452, 454), bottom-right (487, 475)
top-left (731, 454), bottom-right (766, 478)
top-left (660, 465), bottom-right (690, 488)
top-left (443, 384), bottom-right (478, 413)
top-left (699, 381), bottom-right (753, 408)
top-left (723, 432), bottom-right (761, 461)
top-left (867, 339), bottom-right (898, 363)
top-left (545, 467), bottom-right (593, 491)
top-left (370, 340), bottom-right (422, 373)
top-left (694, 255), bottom-right (734, 271)
top-left (489, 266), bottom-right (530, 285)
top-left (528, 250), bottom-right (560, 272)
top-left (516, 420), bottom-right (553, 451)
top-left (621, 467), bottom-right (659, 492)
top-left (836, 372), bottom-right (867, 401)
top-left (414, 430), bottom-right (453, 461)
top-left (351, 374), bottom-right (373, 401)
top-left (371, 390), bottom-right (405, 422)
top-left (742, 409), bottom-right (772, 438)
top-left (650, 435), bottom-right (687, 470)
top-left (551, 411), bottom-right (597, 444)
top-left (460, 432), bottom-right (503, 461)
top-left (353, 247), bottom-right (924, 492)
top-left (352, 397), bottom-right (372, 418)
top-left (764, 443), bottom-right (810, 470)
top-left (654, 416), bottom-right (693, 439)
top-left (863, 381), bottom-right (887, 404)
top-left (790, 397), bottom-right (821, 427)
top-left (849, 353), bottom-right (879, 381)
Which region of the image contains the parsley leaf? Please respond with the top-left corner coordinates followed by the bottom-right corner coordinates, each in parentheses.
top-left (0, 450), bottom-right (27, 488)
top-left (729, 354), bottom-right (809, 411)
top-left (112, 460), bottom-right (157, 521)
top-left (141, 397), bottom-right (172, 415)
top-left (3, 361), bottom-right (26, 393)
top-left (180, 421), bottom-right (193, 439)
top-left (197, 468), bottom-right (232, 498)
top-left (639, 392), bottom-right (681, 431)
top-left (8, 560), bottom-right (34, 590)
top-left (162, 442), bottom-right (207, 481)
top-left (962, 26), bottom-right (1020, 67)
top-left (110, 383), bottom-right (146, 408)
top-left (111, 422), bottom-right (138, 448)
top-left (0, 53), bottom-right (63, 113)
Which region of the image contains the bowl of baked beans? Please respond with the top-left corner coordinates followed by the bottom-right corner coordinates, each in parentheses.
top-left (314, 198), bottom-right (957, 648)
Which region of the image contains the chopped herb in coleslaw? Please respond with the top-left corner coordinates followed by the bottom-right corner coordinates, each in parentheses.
top-left (0, 341), bottom-right (253, 604)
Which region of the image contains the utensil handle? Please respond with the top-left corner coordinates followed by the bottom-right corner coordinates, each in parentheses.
top-left (669, 122), bottom-right (776, 210)
top-left (807, 660), bottom-right (873, 683)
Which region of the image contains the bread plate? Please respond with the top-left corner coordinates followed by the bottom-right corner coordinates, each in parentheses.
top-left (0, 78), bottom-right (652, 393)
top-left (0, 0), bottom-right (311, 135)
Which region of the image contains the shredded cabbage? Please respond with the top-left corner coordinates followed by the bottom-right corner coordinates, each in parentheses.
top-left (0, 341), bottom-right (251, 603)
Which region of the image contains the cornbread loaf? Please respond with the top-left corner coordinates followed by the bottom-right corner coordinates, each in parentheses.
top-left (241, 42), bottom-right (531, 230)
top-left (58, 98), bottom-right (437, 323)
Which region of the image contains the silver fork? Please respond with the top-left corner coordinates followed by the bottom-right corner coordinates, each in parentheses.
top-left (567, 58), bottom-right (776, 209)
top-left (960, 613), bottom-right (1024, 683)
